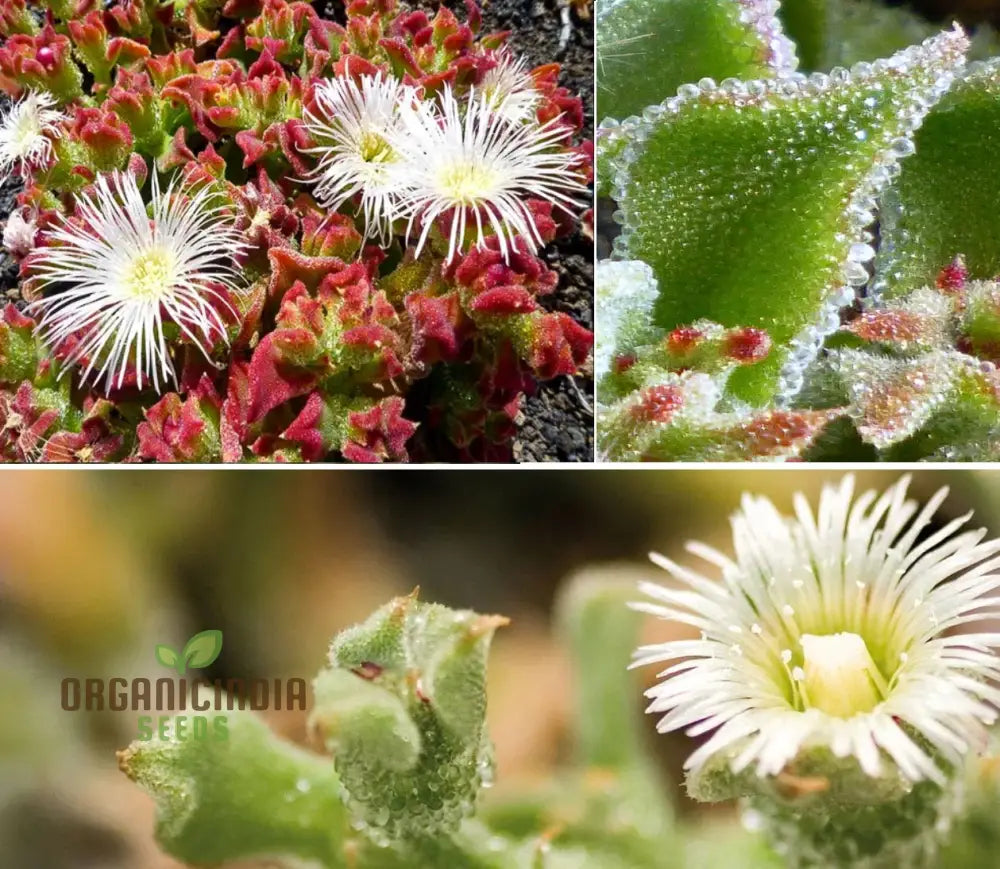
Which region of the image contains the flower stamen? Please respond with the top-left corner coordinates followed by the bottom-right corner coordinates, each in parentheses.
top-left (799, 632), bottom-right (888, 717)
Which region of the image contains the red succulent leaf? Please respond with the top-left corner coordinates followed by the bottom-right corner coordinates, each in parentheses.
top-left (0, 381), bottom-right (61, 461)
top-left (527, 312), bottom-right (593, 380)
top-left (268, 247), bottom-right (347, 300)
top-left (343, 396), bottom-right (416, 463)
top-left (300, 211), bottom-right (363, 260)
top-left (723, 327), bottom-right (772, 363)
top-left (937, 255), bottom-right (968, 293)
top-left (246, 328), bottom-right (321, 423)
top-left (160, 127), bottom-right (198, 171)
top-left (468, 286), bottom-right (539, 315)
top-left (146, 49), bottom-right (198, 88)
top-left (630, 383), bottom-right (685, 424)
top-left (667, 327), bottom-right (705, 356)
top-left (740, 410), bottom-right (840, 457)
top-left (280, 390), bottom-right (338, 461)
top-left (846, 310), bottom-right (936, 345)
top-left (39, 398), bottom-right (124, 463)
top-left (0, 303), bottom-right (39, 384)
top-left (136, 375), bottom-right (223, 462)
top-left (406, 291), bottom-right (463, 364)
top-left (0, 24), bottom-right (82, 99)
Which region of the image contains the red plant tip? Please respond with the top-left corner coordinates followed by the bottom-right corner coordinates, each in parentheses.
top-left (741, 410), bottom-right (837, 455)
top-left (630, 384), bottom-right (684, 424)
top-left (724, 327), bottom-right (771, 363)
top-left (936, 255), bottom-right (968, 292)
top-left (847, 310), bottom-right (927, 344)
top-left (613, 353), bottom-right (636, 374)
top-left (666, 327), bottom-right (704, 356)
top-left (36, 46), bottom-right (55, 67)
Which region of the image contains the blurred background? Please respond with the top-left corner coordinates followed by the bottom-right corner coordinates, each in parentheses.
top-left (1, 469), bottom-right (999, 868)
top-left (905, 0), bottom-right (1000, 25)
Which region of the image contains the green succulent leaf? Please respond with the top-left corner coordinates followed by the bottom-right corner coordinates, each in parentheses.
top-left (610, 28), bottom-right (969, 406)
top-left (315, 593), bottom-right (507, 844)
top-left (556, 569), bottom-right (650, 771)
top-left (182, 630), bottom-right (224, 671)
top-left (780, 0), bottom-right (936, 72)
top-left (876, 60), bottom-right (1000, 298)
top-left (596, 0), bottom-right (795, 124)
top-left (118, 709), bottom-right (348, 867)
top-left (775, 0), bottom-right (827, 72)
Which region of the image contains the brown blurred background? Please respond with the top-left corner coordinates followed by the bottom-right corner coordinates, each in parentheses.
top-left (1, 469), bottom-right (998, 868)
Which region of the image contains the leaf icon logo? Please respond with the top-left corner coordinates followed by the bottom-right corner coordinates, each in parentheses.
top-left (155, 630), bottom-right (223, 675)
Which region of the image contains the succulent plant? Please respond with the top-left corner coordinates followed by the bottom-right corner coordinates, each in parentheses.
top-left (597, 0), bottom-right (1000, 461)
top-left (0, 0), bottom-right (593, 463)
top-left (633, 475), bottom-right (1000, 867)
top-left (118, 580), bottom-right (675, 868)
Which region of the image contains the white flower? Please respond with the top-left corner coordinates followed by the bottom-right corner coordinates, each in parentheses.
top-left (389, 85), bottom-right (585, 264)
top-left (632, 476), bottom-right (1000, 785)
top-left (27, 170), bottom-right (246, 393)
top-left (301, 74), bottom-right (417, 245)
top-left (480, 53), bottom-right (540, 124)
top-left (0, 91), bottom-right (64, 183)
top-left (2, 208), bottom-right (37, 258)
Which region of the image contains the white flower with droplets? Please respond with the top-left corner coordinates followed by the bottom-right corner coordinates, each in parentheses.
top-left (0, 91), bottom-right (65, 183)
top-left (27, 170), bottom-right (246, 393)
top-left (389, 85), bottom-right (585, 264)
top-left (480, 53), bottom-right (540, 124)
top-left (301, 74), bottom-right (418, 245)
top-left (632, 476), bottom-right (1000, 785)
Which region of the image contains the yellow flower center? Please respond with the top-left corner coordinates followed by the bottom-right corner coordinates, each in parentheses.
top-left (126, 248), bottom-right (174, 299)
top-left (799, 632), bottom-right (888, 717)
top-left (436, 162), bottom-right (499, 205)
top-left (358, 131), bottom-right (394, 164)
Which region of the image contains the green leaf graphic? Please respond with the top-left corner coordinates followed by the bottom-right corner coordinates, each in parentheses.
top-left (182, 630), bottom-right (224, 672)
top-left (155, 645), bottom-right (180, 671)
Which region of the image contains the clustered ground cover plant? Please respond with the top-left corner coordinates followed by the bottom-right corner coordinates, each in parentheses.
top-left (596, 0), bottom-right (1000, 461)
top-left (118, 478), bottom-right (1000, 868)
top-left (0, 0), bottom-right (593, 463)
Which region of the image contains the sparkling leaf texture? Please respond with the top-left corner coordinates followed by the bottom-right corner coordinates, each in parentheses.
top-left (876, 60), bottom-right (1000, 298)
top-left (595, 259), bottom-right (660, 381)
top-left (819, 273), bottom-right (1000, 460)
top-left (596, 0), bottom-right (795, 124)
top-left (119, 586), bottom-right (678, 868)
top-left (610, 28), bottom-right (968, 406)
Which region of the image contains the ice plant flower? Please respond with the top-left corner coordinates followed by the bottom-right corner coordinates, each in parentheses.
top-left (632, 476), bottom-right (1000, 786)
top-left (390, 86), bottom-right (584, 263)
top-left (480, 53), bottom-right (539, 124)
top-left (27, 170), bottom-right (246, 392)
top-left (301, 74), bottom-right (417, 244)
top-left (2, 208), bottom-right (36, 257)
top-left (0, 91), bottom-right (64, 183)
